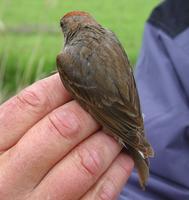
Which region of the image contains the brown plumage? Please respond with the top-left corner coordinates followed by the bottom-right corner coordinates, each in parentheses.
top-left (56, 11), bottom-right (154, 188)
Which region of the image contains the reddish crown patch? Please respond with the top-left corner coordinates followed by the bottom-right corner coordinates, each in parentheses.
top-left (63, 11), bottom-right (90, 19)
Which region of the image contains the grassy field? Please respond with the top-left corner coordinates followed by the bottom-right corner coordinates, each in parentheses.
top-left (0, 0), bottom-right (159, 102)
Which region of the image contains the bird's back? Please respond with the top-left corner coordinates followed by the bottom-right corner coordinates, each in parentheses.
top-left (64, 26), bottom-right (135, 104)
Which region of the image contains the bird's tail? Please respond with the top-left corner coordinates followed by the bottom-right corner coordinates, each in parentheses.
top-left (126, 146), bottom-right (150, 190)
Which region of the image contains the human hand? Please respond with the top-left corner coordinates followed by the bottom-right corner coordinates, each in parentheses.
top-left (0, 74), bottom-right (134, 200)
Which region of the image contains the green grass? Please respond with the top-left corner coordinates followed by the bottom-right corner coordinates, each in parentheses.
top-left (0, 0), bottom-right (159, 102)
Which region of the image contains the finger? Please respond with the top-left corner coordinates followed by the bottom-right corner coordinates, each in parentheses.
top-left (29, 132), bottom-right (122, 200)
top-left (0, 73), bottom-right (71, 151)
top-left (0, 101), bottom-right (100, 199)
top-left (81, 153), bottom-right (134, 200)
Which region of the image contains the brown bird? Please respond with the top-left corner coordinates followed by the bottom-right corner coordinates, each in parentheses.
top-left (56, 11), bottom-right (154, 188)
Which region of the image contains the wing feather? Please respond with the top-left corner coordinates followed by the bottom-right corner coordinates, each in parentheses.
top-left (57, 35), bottom-right (153, 157)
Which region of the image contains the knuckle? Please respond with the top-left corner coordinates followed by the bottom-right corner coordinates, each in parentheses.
top-left (117, 155), bottom-right (134, 176)
top-left (48, 109), bottom-right (80, 139)
top-left (16, 82), bottom-right (50, 113)
top-left (17, 89), bottom-right (41, 107)
top-left (97, 179), bottom-right (117, 200)
top-left (76, 147), bottom-right (102, 177)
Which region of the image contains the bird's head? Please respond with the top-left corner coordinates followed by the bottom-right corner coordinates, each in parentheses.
top-left (60, 11), bottom-right (99, 39)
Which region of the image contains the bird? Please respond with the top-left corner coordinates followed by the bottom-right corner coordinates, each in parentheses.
top-left (56, 11), bottom-right (154, 189)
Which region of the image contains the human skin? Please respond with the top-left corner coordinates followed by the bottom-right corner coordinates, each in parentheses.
top-left (0, 73), bottom-right (134, 200)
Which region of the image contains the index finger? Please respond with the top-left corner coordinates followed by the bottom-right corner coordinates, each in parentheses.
top-left (0, 73), bottom-right (71, 151)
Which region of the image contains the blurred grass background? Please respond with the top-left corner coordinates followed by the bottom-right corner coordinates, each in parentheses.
top-left (0, 0), bottom-right (159, 103)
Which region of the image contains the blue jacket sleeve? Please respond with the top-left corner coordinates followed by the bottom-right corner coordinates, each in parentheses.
top-left (119, 1), bottom-right (189, 199)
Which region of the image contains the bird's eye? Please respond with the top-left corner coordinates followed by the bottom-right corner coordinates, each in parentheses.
top-left (60, 20), bottom-right (64, 28)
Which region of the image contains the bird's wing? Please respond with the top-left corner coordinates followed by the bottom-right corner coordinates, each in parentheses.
top-left (57, 42), bottom-right (153, 158)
